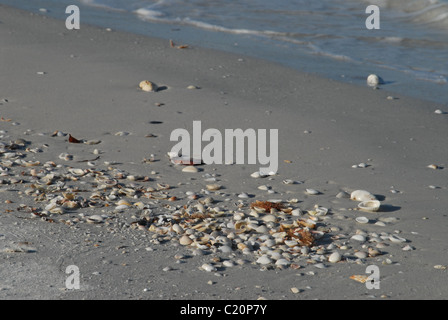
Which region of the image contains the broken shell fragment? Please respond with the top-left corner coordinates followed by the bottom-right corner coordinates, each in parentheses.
top-left (358, 200), bottom-right (381, 212)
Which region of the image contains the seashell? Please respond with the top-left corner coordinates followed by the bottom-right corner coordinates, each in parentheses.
top-left (284, 239), bottom-right (298, 247)
top-left (116, 199), bottom-right (132, 206)
top-left (309, 206), bottom-right (328, 216)
top-left (350, 275), bottom-right (369, 283)
top-left (179, 235), bottom-right (193, 246)
top-left (275, 259), bottom-right (290, 267)
top-left (328, 251), bottom-right (341, 263)
top-left (86, 215), bottom-right (104, 224)
top-left (336, 191), bottom-right (350, 199)
top-left (367, 74), bottom-right (381, 87)
top-left (114, 204), bottom-right (129, 212)
top-left (68, 168), bottom-right (85, 176)
top-left (358, 200), bottom-right (381, 212)
top-left (256, 255), bottom-right (272, 265)
top-left (84, 140), bottom-right (101, 145)
top-left (182, 166), bottom-right (198, 173)
top-left (200, 264), bottom-right (216, 272)
top-left (350, 190), bottom-right (376, 201)
top-left (139, 80), bottom-right (158, 92)
top-left (255, 225), bottom-right (269, 234)
top-left (305, 188), bottom-right (320, 195)
top-left (427, 164), bottom-right (439, 170)
top-left (291, 208), bottom-right (303, 216)
top-left (62, 201), bottom-right (79, 209)
top-left (351, 234), bottom-right (366, 242)
top-left (355, 216), bottom-right (369, 224)
top-left (250, 171), bottom-right (267, 178)
top-left (262, 214), bottom-right (277, 223)
top-left (172, 224), bottom-right (183, 234)
top-left (389, 235), bottom-right (407, 243)
top-left (206, 184), bottom-right (221, 191)
top-left (23, 161), bottom-right (40, 167)
top-left (368, 248), bottom-right (381, 257)
top-left (354, 251), bottom-right (368, 259)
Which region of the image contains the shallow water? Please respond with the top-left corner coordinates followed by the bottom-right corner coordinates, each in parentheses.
top-left (2, 0), bottom-right (447, 106)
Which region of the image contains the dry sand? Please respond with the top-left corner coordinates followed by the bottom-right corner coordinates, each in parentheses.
top-left (0, 5), bottom-right (447, 300)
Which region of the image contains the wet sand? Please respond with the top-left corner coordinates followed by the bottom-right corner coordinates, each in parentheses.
top-left (1, 5), bottom-right (448, 300)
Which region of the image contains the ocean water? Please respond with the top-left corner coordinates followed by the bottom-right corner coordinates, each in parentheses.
top-left (2, 0), bottom-right (448, 106)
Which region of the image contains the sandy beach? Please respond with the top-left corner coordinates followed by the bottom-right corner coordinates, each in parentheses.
top-left (1, 5), bottom-right (447, 301)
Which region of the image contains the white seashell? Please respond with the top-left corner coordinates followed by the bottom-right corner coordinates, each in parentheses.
top-left (139, 80), bottom-right (158, 92)
top-left (238, 192), bottom-right (249, 199)
top-left (336, 191), bottom-right (350, 199)
top-left (68, 168), bottom-right (85, 176)
top-left (275, 259), bottom-right (290, 267)
top-left (172, 224), bottom-right (183, 234)
top-left (201, 263), bottom-right (216, 272)
top-left (256, 255), bottom-right (272, 265)
top-left (367, 74), bottom-right (381, 86)
top-left (284, 239), bottom-right (298, 247)
top-left (206, 184), bottom-right (221, 191)
top-left (350, 190), bottom-right (376, 201)
top-left (250, 171), bottom-right (267, 178)
top-left (291, 208), bottom-right (303, 216)
top-left (262, 214), bottom-right (277, 223)
top-left (355, 216), bottom-right (369, 224)
top-left (389, 235), bottom-right (407, 243)
top-left (179, 235), bottom-right (193, 246)
top-left (311, 206), bottom-right (328, 216)
top-left (328, 252), bottom-right (341, 263)
top-left (354, 251), bottom-right (368, 259)
top-left (358, 200), bottom-right (381, 212)
top-left (305, 188), bottom-right (320, 195)
top-left (86, 215), bottom-right (104, 224)
top-left (254, 225), bottom-right (268, 234)
top-left (182, 166), bottom-right (198, 173)
top-left (258, 185), bottom-right (270, 191)
top-left (351, 234), bottom-right (366, 242)
top-left (114, 204), bottom-right (129, 212)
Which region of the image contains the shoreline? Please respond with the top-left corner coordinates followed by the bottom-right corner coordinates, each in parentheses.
top-left (1, 4), bottom-right (448, 300)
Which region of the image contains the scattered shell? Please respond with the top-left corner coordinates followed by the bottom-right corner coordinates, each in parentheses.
top-left (354, 251), bottom-right (368, 259)
top-left (355, 216), bottom-right (369, 224)
top-left (250, 171), bottom-right (267, 178)
top-left (182, 166), bottom-right (199, 173)
top-left (179, 235), bottom-right (193, 246)
top-left (187, 85), bottom-right (199, 90)
top-left (290, 287), bottom-right (301, 294)
top-left (351, 234), bottom-right (366, 242)
top-left (350, 275), bottom-right (369, 283)
top-left (427, 164), bottom-right (440, 170)
top-left (201, 263), bottom-right (216, 272)
top-left (389, 235), bottom-right (407, 243)
top-left (328, 251), bottom-right (341, 263)
top-left (305, 188), bottom-right (320, 195)
top-left (336, 191), bottom-right (350, 199)
top-left (350, 190), bottom-right (376, 201)
top-left (256, 255), bottom-right (272, 265)
top-left (206, 184), bottom-right (221, 191)
top-left (139, 80), bottom-right (158, 92)
top-left (358, 200), bottom-right (381, 212)
top-left (86, 215), bottom-right (104, 224)
top-left (434, 265), bottom-right (447, 270)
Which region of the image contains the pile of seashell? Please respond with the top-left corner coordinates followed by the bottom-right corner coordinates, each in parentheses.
top-left (0, 132), bottom-right (411, 274)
